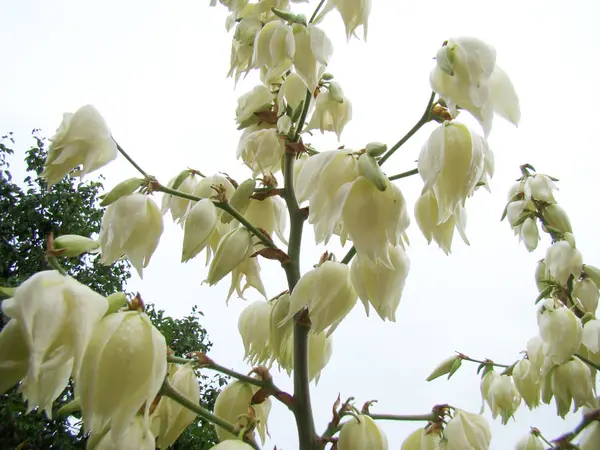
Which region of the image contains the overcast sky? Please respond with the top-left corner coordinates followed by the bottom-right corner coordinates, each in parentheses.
top-left (2, 0), bottom-right (600, 448)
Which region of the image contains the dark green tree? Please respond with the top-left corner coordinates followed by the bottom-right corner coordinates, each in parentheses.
top-left (0, 132), bottom-right (224, 449)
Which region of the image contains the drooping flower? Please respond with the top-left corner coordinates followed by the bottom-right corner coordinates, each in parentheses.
top-left (306, 82), bottom-right (352, 140)
top-left (238, 300), bottom-right (273, 365)
top-left (444, 410), bottom-right (491, 450)
top-left (91, 415), bottom-right (155, 450)
top-left (79, 310), bottom-right (167, 443)
top-left (573, 278), bottom-right (599, 314)
top-left (161, 172), bottom-right (202, 224)
top-left (549, 357), bottom-right (595, 418)
top-left (228, 256), bottom-right (267, 302)
top-left (277, 71), bottom-right (312, 114)
top-left (545, 240), bottom-right (583, 286)
top-left (292, 23), bottom-right (333, 91)
top-left (515, 433), bottom-right (545, 450)
top-left (524, 174), bottom-right (558, 204)
top-left (253, 20), bottom-right (295, 80)
top-left (99, 193), bottom-right (164, 278)
top-left (206, 227), bottom-right (254, 286)
top-left (401, 426), bottom-right (442, 450)
top-left (512, 358), bottom-right (541, 409)
top-left (41, 105), bottom-right (118, 186)
top-left (323, 0), bottom-right (371, 41)
top-left (237, 126), bottom-right (284, 176)
top-left (244, 196), bottom-right (288, 244)
top-left (337, 414), bottom-right (388, 450)
top-left (235, 85), bottom-right (275, 126)
top-left (182, 199), bottom-right (218, 263)
top-left (483, 374), bottom-right (521, 424)
top-left (537, 299), bottom-right (582, 364)
top-left (228, 17), bottom-right (263, 82)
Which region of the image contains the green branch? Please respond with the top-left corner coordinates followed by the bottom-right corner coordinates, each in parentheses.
top-left (459, 354), bottom-right (510, 369)
top-left (368, 412), bottom-right (437, 422)
top-left (160, 378), bottom-right (261, 450)
top-left (114, 139), bottom-right (149, 178)
top-left (47, 256), bottom-right (68, 276)
top-left (309, 0), bottom-right (327, 23)
top-left (389, 168), bottom-right (419, 181)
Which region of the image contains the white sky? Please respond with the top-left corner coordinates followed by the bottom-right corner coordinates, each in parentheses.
top-left (2, 0), bottom-right (600, 448)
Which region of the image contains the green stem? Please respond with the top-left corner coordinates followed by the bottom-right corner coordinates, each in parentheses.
top-left (368, 412), bottom-right (437, 422)
top-left (575, 352), bottom-right (600, 371)
top-left (292, 89), bottom-right (314, 142)
top-left (47, 256), bottom-right (68, 276)
top-left (161, 379), bottom-right (261, 450)
top-left (389, 168), bottom-right (419, 181)
top-left (460, 355), bottom-right (510, 369)
top-left (309, 0), bottom-right (327, 23)
top-left (340, 247), bottom-right (356, 265)
top-left (378, 91), bottom-right (436, 166)
top-left (154, 184), bottom-right (277, 249)
top-left (114, 140), bottom-right (149, 178)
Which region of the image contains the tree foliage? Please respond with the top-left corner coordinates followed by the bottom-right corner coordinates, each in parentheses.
top-left (0, 132), bottom-right (224, 449)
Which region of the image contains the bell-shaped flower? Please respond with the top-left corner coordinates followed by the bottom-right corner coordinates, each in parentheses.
top-left (238, 300), bottom-right (273, 365)
top-left (542, 204), bottom-right (572, 234)
top-left (323, 0), bottom-right (371, 41)
top-left (78, 310), bottom-right (167, 443)
top-left (306, 331), bottom-right (333, 384)
top-left (214, 380), bottom-right (271, 443)
top-left (350, 245), bottom-right (410, 321)
top-left (235, 85), bottom-right (275, 126)
top-left (550, 357), bottom-right (595, 418)
top-left (41, 105), bottom-right (117, 186)
top-left (207, 227), bottom-right (254, 285)
top-left (436, 37), bottom-right (496, 90)
top-left (253, 20), bottom-right (295, 80)
top-left (519, 217), bottom-right (540, 252)
top-left (582, 319), bottom-right (600, 354)
top-left (537, 299), bottom-right (582, 364)
top-left (182, 199), bottom-right (218, 263)
top-left (306, 83), bottom-right (352, 140)
top-left (545, 240), bottom-right (583, 286)
top-left (277, 71), bottom-right (311, 113)
top-left (516, 433), bottom-right (544, 450)
top-left (228, 256), bottom-right (267, 302)
top-left (578, 421), bottom-right (600, 450)
top-left (228, 17), bottom-right (263, 82)
top-left (292, 23), bottom-right (333, 91)
top-left (237, 126), bottom-right (284, 176)
top-left (444, 410), bottom-right (491, 450)
top-left (152, 364), bottom-right (200, 449)
top-left (269, 294), bottom-right (294, 369)
top-left (526, 335), bottom-right (547, 369)
top-left (573, 278), bottom-right (599, 314)
top-left (512, 359), bottom-right (541, 409)
top-left (338, 414), bottom-right (388, 450)
top-left (414, 190), bottom-right (468, 254)
top-left (484, 374), bottom-right (521, 424)
top-left (505, 199), bottom-right (535, 236)
top-left (1, 271), bottom-right (108, 414)
top-left (161, 172), bottom-right (202, 224)
top-left (193, 173), bottom-right (237, 202)
top-left (99, 193), bottom-right (164, 278)
top-left (524, 174), bottom-right (558, 204)
top-left (53, 234), bottom-right (100, 257)
top-left (281, 261), bottom-right (357, 335)
top-left (244, 196), bottom-right (288, 244)
top-left (91, 415), bottom-right (155, 450)
top-left (401, 426), bottom-right (442, 450)
top-left (418, 122), bottom-right (486, 224)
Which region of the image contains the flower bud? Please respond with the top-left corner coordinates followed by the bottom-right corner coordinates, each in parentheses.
top-left (214, 380), bottom-right (271, 443)
top-left (207, 227), bottom-right (253, 285)
top-left (582, 319), bottom-right (600, 354)
top-left (365, 142), bottom-right (387, 157)
top-left (545, 240), bottom-right (583, 286)
top-left (516, 433), bottom-right (544, 450)
top-left (238, 300), bottom-right (273, 365)
top-left (153, 364), bottom-right (200, 449)
top-left (401, 427), bottom-right (442, 450)
top-left (543, 204), bottom-right (572, 233)
top-left (426, 355), bottom-right (461, 382)
top-left (520, 217), bottom-right (539, 252)
top-left (573, 278), bottom-right (599, 314)
top-left (537, 299), bottom-right (582, 364)
top-left (99, 194), bottom-right (164, 278)
top-left (551, 357), bottom-right (595, 418)
top-left (338, 414), bottom-right (388, 450)
top-left (106, 292), bottom-right (128, 314)
top-left (99, 178), bottom-right (144, 207)
top-left (79, 311), bottom-right (167, 442)
top-left (350, 245), bottom-right (410, 321)
top-left (91, 415), bottom-right (155, 450)
top-left (357, 153), bottom-right (387, 192)
top-left (53, 234), bottom-right (100, 257)
top-left (444, 410), bottom-right (491, 450)
top-left (182, 199), bottom-right (218, 263)
top-left (221, 178), bottom-right (256, 224)
top-left (512, 359), bottom-right (541, 409)
top-left (534, 260), bottom-right (551, 293)
top-left (524, 174), bottom-right (557, 203)
top-left (281, 261), bottom-right (357, 335)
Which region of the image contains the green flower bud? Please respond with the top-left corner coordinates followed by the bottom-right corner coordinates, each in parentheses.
top-left (543, 204), bottom-right (572, 233)
top-left (99, 177), bottom-right (144, 207)
top-left (321, 73), bottom-right (334, 81)
top-left (534, 259), bottom-right (551, 293)
top-left (358, 153), bottom-right (388, 192)
top-left (365, 142), bottom-right (387, 157)
top-left (53, 234), bottom-right (100, 257)
top-left (221, 178), bottom-right (256, 224)
top-left (328, 82), bottom-right (345, 103)
top-left (426, 355), bottom-right (461, 381)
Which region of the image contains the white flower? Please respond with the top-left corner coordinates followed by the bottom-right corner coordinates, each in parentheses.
top-left (244, 196), bottom-right (288, 244)
top-left (306, 82), bottom-right (352, 140)
top-left (582, 319), bottom-right (600, 354)
top-left (235, 85), bottom-right (275, 126)
top-left (228, 256), bottom-right (267, 302)
top-left (41, 105), bottom-right (117, 186)
top-left (161, 173), bottom-right (201, 224)
top-left (573, 278), bottom-right (599, 313)
top-left (338, 414), bottom-right (388, 450)
top-left (1, 271), bottom-right (107, 415)
top-left (524, 174), bottom-right (558, 203)
top-left (229, 17), bottom-right (263, 82)
top-left (79, 311), bottom-right (167, 443)
top-left (182, 199), bottom-right (218, 263)
top-left (152, 364), bottom-right (199, 449)
top-left (526, 335), bottom-right (547, 369)
top-left (207, 227), bottom-right (253, 285)
top-left (323, 0), bottom-right (371, 40)
top-left (277, 71), bottom-right (311, 113)
top-left (401, 427), bottom-right (442, 450)
top-left (520, 217), bottom-right (540, 252)
top-left (99, 193), bottom-right (164, 278)
top-left (237, 126), bottom-right (284, 176)
top-left (484, 374), bottom-right (521, 424)
top-left (350, 245), bottom-right (410, 321)
top-left (545, 240), bottom-right (583, 286)
top-left (444, 410), bottom-right (491, 450)
top-left (281, 261), bottom-right (358, 335)
top-left (214, 380), bottom-right (271, 443)
top-left (512, 359), bottom-right (541, 409)
top-left (537, 299), bottom-right (582, 364)
top-left (253, 20), bottom-right (295, 80)
top-left (193, 173), bottom-right (236, 200)
top-left (516, 433), bottom-right (544, 450)
top-left (506, 200), bottom-right (534, 235)
top-left (578, 422), bottom-right (600, 450)
top-left (91, 416), bottom-right (155, 450)
top-left (238, 300), bottom-right (273, 365)
top-left (550, 357), bottom-right (595, 418)
top-left (418, 122), bottom-right (486, 223)
top-left (414, 190), bottom-right (469, 254)
top-left (292, 24), bottom-right (333, 91)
